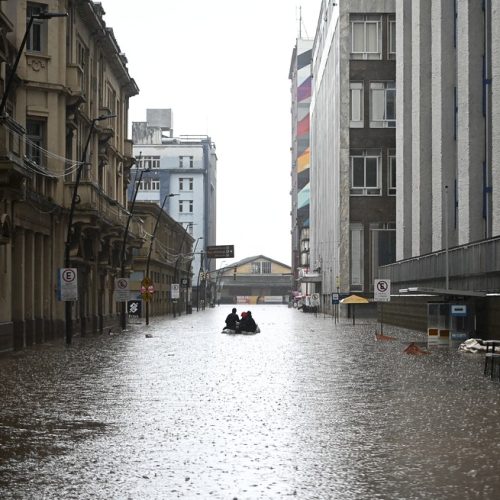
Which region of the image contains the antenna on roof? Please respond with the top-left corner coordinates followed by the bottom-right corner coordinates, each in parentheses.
top-left (297, 5), bottom-right (309, 40)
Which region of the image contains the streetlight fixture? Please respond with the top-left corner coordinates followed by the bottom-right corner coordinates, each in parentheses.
top-left (0, 11), bottom-right (68, 116)
top-left (119, 153), bottom-right (149, 331)
top-left (145, 192), bottom-right (179, 326)
top-left (64, 113), bottom-right (116, 345)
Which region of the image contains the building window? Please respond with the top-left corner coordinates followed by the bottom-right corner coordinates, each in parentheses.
top-left (179, 155), bottom-right (194, 168)
top-left (138, 179), bottom-right (160, 191)
top-left (350, 82), bottom-right (364, 128)
top-left (351, 15), bottom-right (382, 60)
top-left (179, 177), bottom-right (193, 191)
top-left (388, 150), bottom-right (396, 196)
top-left (251, 261), bottom-right (272, 274)
top-left (370, 222), bottom-right (396, 286)
top-left (179, 200), bottom-right (193, 213)
top-left (261, 261), bottom-right (272, 274)
top-left (350, 223), bottom-right (364, 291)
top-left (137, 156), bottom-right (160, 169)
top-left (26, 118), bottom-right (45, 166)
top-left (388, 18), bottom-right (396, 59)
top-left (370, 82), bottom-right (395, 128)
top-left (350, 150), bottom-right (381, 196)
top-left (26, 3), bottom-right (47, 52)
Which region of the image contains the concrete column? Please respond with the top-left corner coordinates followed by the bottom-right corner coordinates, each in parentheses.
top-left (456, 0), bottom-right (486, 244)
top-left (12, 228), bottom-right (25, 349)
top-left (34, 233), bottom-right (43, 343)
top-left (431, 0), bottom-right (457, 252)
top-left (396, 0), bottom-right (413, 260)
top-left (491, 0), bottom-right (500, 235)
top-left (24, 231), bottom-right (35, 346)
top-left (43, 234), bottom-right (52, 340)
top-left (410, 0), bottom-right (433, 257)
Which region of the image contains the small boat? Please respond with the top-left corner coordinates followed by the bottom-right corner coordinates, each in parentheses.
top-left (221, 325), bottom-right (261, 335)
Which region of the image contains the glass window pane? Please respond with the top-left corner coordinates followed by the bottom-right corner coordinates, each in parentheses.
top-left (386, 89), bottom-right (396, 120)
top-left (365, 158), bottom-right (378, 187)
top-left (371, 90), bottom-right (385, 121)
top-left (351, 89), bottom-right (361, 121)
top-left (352, 23), bottom-right (364, 52)
top-left (390, 157), bottom-right (396, 188)
top-left (352, 158), bottom-right (365, 187)
top-left (366, 22), bottom-right (378, 52)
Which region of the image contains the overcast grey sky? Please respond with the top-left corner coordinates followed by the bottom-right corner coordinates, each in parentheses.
top-left (100, 0), bottom-right (320, 266)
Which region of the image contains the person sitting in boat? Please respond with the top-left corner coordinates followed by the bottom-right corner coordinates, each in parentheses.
top-left (237, 310), bottom-right (257, 333)
top-left (224, 308), bottom-right (239, 330)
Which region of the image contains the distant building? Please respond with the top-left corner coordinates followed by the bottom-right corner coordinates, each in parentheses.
top-left (131, 202), bottom-right (194, 318)
top-left (215, 256), bottom-right (292, 305)
top-left (289, 37), bottom-right (313, 299)
top-left (131, 109), bottom-right (217, 306)
top-left (309, 0), bottom-right (396, 311)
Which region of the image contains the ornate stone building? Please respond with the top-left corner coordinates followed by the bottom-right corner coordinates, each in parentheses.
top-left (0, 0), bottom-right (140, 350)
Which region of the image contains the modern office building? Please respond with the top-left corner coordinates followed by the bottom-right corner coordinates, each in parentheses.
top-left (0, 1), bottom-right (140, 350)
top-left (289, 37), bottom-right (313, 298)
top-left (378, 0), bottom-right (500, 336)
top-left (131, 109), bottom-right (217, 307)
top-left (308, 0), bottom-right (396, 312)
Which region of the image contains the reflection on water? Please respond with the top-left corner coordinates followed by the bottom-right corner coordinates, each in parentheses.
top-left (1, 306), bottom-right (499, 499)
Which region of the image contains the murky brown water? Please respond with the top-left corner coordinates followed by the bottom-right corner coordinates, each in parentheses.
top-left (1, 305), bottom-right (499, 499)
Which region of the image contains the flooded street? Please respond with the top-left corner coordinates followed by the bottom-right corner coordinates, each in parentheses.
top-left (1, 305), bottom-right (500, 499)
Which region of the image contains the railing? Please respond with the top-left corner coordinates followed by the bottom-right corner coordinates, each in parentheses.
top-left (379, 237), bottom-right (500, 292)
top-left (64, 181), bottom-right (144, 241)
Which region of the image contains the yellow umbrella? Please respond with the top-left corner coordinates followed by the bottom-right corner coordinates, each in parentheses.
top-left (340, 294), bottom-right (369, 325)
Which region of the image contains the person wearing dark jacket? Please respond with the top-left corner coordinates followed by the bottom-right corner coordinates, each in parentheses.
top-left (224, 308), bottom-right (239, 330)
top-left (237, 310), bottom-right (257, 332)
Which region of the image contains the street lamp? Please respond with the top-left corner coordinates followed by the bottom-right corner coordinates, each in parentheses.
top-left (0, 11), bottom-right (68, 116)
top-left (64, 113), bottom-right (116, 345)
top-left (186, 236), bottom-right (203, 314)
top-left (173, 222), bottom-right (193, 318)
top-left (119, 154), bottom-right (149, 331)
top-left (145, 192), bottom-right (178, 326)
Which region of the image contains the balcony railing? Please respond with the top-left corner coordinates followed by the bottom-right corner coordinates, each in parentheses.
top-left (379, 237), bottom-right (500, 292)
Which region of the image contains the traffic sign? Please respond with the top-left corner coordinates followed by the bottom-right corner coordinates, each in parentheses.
top-left (171, 283), bottom-right (180, 299)
top-left (206, 245), bottom-right (234, 258)
top-left (331, 293), bottom-right (339, 304)
top-left (114, 278), bottom-right (130, 302)
top-left (59, 268), bottom-right (78, 301)
top-left (374, 279), bottom-right (391, 302)
top-left (181, 278), bottom-right (189, 287)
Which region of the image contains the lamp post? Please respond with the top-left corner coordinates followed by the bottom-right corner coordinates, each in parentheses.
top-left (64, 113), bottom-right (116, 345)
top-left (173, 222), bottom-right (193, 318)
top-left (186, 236), bottom-right (203, 314)
top-left (119, 155), bottom-right (149, 331)
top-left (0, 11), bottom-right (67, 116)
top-left (196, 250), bottom-right (205, 312)
top-left (145, 192), bottom-right (178, 326)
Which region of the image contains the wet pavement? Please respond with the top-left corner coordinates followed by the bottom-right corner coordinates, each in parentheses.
top-left (1, 305), bottom-right (500, 499)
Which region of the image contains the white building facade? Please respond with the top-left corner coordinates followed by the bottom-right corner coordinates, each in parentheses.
top-left (131, 109), bottom-right (217, 300)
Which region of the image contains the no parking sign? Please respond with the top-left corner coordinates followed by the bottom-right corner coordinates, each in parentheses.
top-left (374, 279), bottom-right (391, 302)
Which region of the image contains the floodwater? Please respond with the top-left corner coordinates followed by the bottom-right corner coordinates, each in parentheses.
top-left (1, 305), bottom-right (499, 499)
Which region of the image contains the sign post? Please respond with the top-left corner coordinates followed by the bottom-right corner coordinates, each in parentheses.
top-left (206, 245), bottom-right (234, 259)
top-left (374, 279), bottom-right (391, 334)
top-left (114, 278), bottom-right (130, 302)
top-left (171, 283), bottom-right (180, 299)
top-left (58, 268), bottom-right (78, 301)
